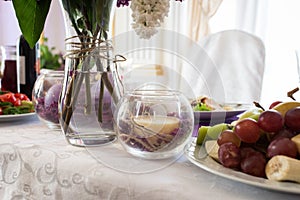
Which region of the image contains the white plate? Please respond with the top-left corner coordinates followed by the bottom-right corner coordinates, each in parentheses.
top-left (0, 112), bottom-right (36, 122)
top-left (193, 104), bottom-right (251, 121)
top-left (184, 139), bottom-right (300, 194)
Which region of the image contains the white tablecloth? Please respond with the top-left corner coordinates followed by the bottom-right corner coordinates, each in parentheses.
top-left (0, 114), bottom-right (299, 200)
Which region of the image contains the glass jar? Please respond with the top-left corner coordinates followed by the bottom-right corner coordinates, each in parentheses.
top-left (115, 89), bottom-right (194, 159)
top-left (32, 70), bottom-right (64, 129)
top-left (0, 45), bottom-right (18, 93)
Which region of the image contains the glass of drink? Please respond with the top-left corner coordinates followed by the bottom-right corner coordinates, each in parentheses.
top-left (0, 45), bottom-right (18, 93)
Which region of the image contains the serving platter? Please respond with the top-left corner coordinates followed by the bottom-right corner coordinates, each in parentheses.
top-left (184, 138), bottom-right (300, 194)
top-left (0, 112), bottom-right (36, 122)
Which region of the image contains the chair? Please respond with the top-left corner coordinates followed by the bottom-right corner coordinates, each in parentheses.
top-left (197, 30), bottom-right (266, 104)
top-left (119, 29), bottom-right (265, 106)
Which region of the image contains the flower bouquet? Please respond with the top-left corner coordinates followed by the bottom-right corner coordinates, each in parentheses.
top-left (10, 0), bottom-right (184, 146)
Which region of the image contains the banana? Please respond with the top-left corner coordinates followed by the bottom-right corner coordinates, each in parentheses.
top-left (205, 140), bottom-right (219, 162)
top-left (291, 134), bottom-right (300, 154)
top-left (272, 101), bottom-right (300, 117)
top-left (265, 155), bottom-right (300, 183)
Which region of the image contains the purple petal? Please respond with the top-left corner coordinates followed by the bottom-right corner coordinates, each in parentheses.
top-left (116, 0), bottom-right (130, 7)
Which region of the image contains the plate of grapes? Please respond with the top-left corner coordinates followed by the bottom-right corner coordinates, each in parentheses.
top-left (185, 100), bottom-right (300, 194)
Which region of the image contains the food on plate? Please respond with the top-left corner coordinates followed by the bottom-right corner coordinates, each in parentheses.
top-left (205, 140), bottom-right (219, 161)
top-left (198, 99), bottom-right (300, 181)
top-left (240, 147), bottom-right (266, 177)
top-left (271, 101), bottom-right (300, 117)
top-left (234, 118), bottom-right (261, 143)
top-left (266, 137), bottom-right (298, 159)
top-left (0, 90), bottom-right (34, 115)
top-left (196, 126), bottom-right (209, 145)
top-left (191, 96), bottom-right (229, 111)
top-left (291, 134), bottom-right (300, 154)
top-left (284, 107), bottom-right (300, 132)
top-left (234, 108), bottom-right (263, 122)
top-left (217, 130), bottom-right (241, 147)
top-left (207, 123), bottom-right (229, 140)
top-left (268, 101), bottom-right (282, 109)
top-left (265, 155), bottom-right (300, 183)
top-left (257, 110), bottom-right (284, 133)
top-left (218, 142), bottom-right (241, 168)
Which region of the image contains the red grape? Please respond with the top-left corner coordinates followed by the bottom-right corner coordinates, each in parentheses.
top-left (218, 142), bottom-right (241, 169)
top-left (269, 101), bottom-right (282, 109)
top-left (217, 130), bottom-right (241, 147)
top-left (240, 147), bottom-right (257, 159)
top-left (285, 107), bottom-right (300, 132)
top-left (234, 119), bottom-right (261, 143)
top-left (257, 110), bottom-right (284, 133)
top-left (271, 128), bottom-right (295, 141)
top-left (240, 150), bottom-right (266, 178)
top-left (267, 137), bottom-right (298, 158)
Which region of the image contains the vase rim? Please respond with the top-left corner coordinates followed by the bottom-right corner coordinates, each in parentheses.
top-left (126, 89), bottom-right (181, 97)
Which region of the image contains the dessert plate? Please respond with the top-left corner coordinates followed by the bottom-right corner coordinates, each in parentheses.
top-left (193, 103), bottom-right (251, 122)
top-left (184, 139), bottom-right (300, 194)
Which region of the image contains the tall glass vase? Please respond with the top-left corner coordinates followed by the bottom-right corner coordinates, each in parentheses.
top-left (58, 0), bottom-right (122, 147)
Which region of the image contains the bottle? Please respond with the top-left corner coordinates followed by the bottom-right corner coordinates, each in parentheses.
top-left (17, 35), bottom-right (40, 100)
top-left (0, 45), bottom-right (18, 93)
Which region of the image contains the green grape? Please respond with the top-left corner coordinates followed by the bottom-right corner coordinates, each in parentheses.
top-left (249, 113), bottom-right (260, 121)
top-left (196, 126), bottom-right (210, 145)
top-left (238, 108), bottom-right (263, 120)
top-left (207, 123), bottom-right (229, 140)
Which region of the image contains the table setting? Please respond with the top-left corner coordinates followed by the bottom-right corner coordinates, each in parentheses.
top-left (1, 0), bottom-right (300, 199)
top-left (1, 101), bottom-right (300, 199)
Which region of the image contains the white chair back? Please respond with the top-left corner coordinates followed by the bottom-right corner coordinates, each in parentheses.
top-left (198, 30), bottom-right (265, 104)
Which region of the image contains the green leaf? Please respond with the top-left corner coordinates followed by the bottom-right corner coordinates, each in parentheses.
top-left (12, 0), bottom-right (52, 48)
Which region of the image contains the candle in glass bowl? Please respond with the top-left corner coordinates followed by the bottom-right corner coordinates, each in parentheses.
top-left (115, 89), bottom-right (194, 159)
top-left (32, 70), bottom-right (64, 129)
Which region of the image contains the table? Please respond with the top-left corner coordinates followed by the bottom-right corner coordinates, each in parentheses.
top-left (0, 114), bottom-right (299, 200)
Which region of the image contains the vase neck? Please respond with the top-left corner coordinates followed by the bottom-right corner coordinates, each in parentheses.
top-left (59, 0), bottom-right (115, 40)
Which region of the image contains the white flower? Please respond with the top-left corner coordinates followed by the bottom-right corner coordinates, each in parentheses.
top-left (130, 0), bottom-right (170, 39)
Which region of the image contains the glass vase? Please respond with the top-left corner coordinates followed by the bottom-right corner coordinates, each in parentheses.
top-left (32, 70), bottom-right (64, 130)
top-left (58, 0), bottom-right (122, 147)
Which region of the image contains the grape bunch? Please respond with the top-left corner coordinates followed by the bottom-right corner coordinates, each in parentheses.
top-left (198, 101), bottom-right (300, 178)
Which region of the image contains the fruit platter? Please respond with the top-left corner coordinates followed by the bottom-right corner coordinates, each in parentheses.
top-left (185, 88), bottom-right (300, 194)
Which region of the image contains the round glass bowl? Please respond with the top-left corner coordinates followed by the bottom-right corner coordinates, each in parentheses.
top-left (115, 89), bottom-right (194, 159)
top-left (32, 70), bottom-right (64, 129)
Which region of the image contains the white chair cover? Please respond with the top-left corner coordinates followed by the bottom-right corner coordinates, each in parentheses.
top-left (198, 30), bottom-right (265, 104)
top-left (119, 30), bottom-right (265, 106)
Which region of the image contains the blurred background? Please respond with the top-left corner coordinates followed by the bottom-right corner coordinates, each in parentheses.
top-left (1, 0), bottom-right (300, 106)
